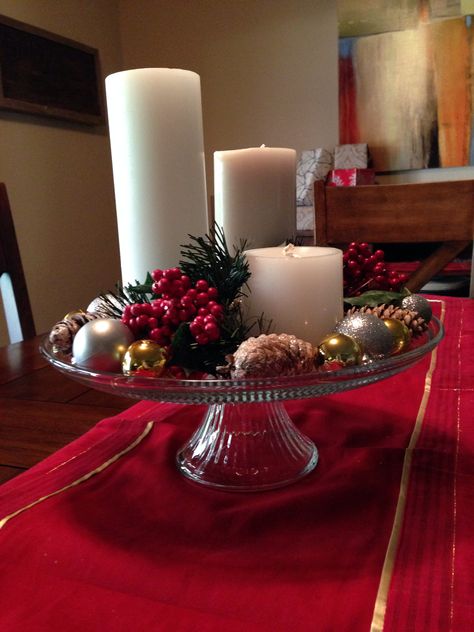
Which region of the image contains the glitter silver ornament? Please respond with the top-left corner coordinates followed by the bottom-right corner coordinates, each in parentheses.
top-left (335, 313), bottom-right (394, 359)
top-left (72, 318), bottom-right (134, 372)
top-left (401, 294), bottom-right (432, 323)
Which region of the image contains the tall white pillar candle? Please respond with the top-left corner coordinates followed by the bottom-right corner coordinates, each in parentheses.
top-left (214, 146), bottom-right (296, 250)
top-left (245, 245), bottom-right (343, 345)
top-left (105, 68), bottom-right (208, 285)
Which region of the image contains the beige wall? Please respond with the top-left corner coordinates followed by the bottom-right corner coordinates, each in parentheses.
top-left (0, 0), bottom-right (123, 345)
top-left (117, 0), bottom-right (339, 197)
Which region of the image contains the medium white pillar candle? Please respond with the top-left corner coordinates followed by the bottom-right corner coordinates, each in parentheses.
top-left (214, 146), bottom-right (296, 250)
top-left (105, 68), bottom-right (208, 285)
top-left (245, 245), bottom-right (343, 344)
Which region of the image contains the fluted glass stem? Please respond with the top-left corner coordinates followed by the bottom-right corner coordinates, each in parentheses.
top-left (176, 401), bottom-right (318, 491)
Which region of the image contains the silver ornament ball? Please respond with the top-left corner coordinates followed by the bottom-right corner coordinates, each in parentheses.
top-left (335, 313), bottom-right (394, 359)
top-left (72, 318), bottom-right (134, 372)
top-left (401, 294), bottom-right (432, 323)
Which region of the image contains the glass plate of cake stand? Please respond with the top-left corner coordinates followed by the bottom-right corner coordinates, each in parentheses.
top-left (40, 315), bottom-right (443, 492)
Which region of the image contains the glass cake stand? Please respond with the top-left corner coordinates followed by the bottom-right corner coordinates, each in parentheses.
top-left (40, 316), bottom-right (443, 492)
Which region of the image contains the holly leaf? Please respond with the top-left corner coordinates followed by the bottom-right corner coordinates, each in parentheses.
top-left (344, 288), bottom-right (410, 307)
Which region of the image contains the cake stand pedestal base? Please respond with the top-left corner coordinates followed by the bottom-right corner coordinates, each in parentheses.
top-left (176, 400), bottom-right (318, 491)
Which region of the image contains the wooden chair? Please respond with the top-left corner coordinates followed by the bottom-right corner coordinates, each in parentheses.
top-left (312, 179), bottom-right (474, 296)
top-left (0, 183), bottom-right (36, 342)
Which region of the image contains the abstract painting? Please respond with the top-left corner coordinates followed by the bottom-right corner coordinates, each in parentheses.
top-left (338, 1), bottom-right (474, 171)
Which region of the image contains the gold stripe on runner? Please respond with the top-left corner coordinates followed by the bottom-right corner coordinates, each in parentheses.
top-left (370, 300), bottom-right (446, 632)
top-left (0, 421), bottom-right (154, 530)
top-left (449, 302), bottom-right (463, 632)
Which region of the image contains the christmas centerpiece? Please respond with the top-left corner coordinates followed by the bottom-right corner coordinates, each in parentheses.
top-left (42, 232), bottom-right (443, 492)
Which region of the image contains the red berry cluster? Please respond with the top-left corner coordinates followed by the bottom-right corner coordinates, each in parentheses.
top-left (343, 242), bottom-right (409, 296)
top-left (121, 267), bottom-right (224, 346)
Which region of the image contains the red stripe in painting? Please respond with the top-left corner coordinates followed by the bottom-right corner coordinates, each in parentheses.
top-left (339, 55), bottom-right (359, 143)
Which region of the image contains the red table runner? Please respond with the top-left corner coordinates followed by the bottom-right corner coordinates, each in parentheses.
top-left (0, 298), bottom-right (472, 631)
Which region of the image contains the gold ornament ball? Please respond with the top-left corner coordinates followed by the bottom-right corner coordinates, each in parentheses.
top-left (63, 309), bottom-right (86, 320)
top-left (383, 318), bottom-right (411, 354)
top-left (122, 340), bottom-right (168, 377)
top-left (317, 333), bottom-right (362, 370)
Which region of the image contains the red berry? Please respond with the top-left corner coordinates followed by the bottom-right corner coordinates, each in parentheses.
top-left (204, 322), bottom-right (220, 341)
top-left (189, 321), bottom-right (202, 336)
top-left (168, 365), bottom-right (186, 379)
top-left (170, 279), bottom-right (184, 296)
top-left (210, 304), bottom-right (224, 319)
top-left (149, 327), bottom-right (162, 342)
top-left (180, 275), bottom-right (191, 289)
top-left (180, 295), bottom-right (194, 309)
top-left (147, 316), bottom-right (158, 329)
top-left (195, 279), bottom-right (209, 292)
top-left (164, 267), bottom-right (181, 280)
top-left (196, 292), bottom-right (209, 306)
top-left (136, 314), bottom-right (149, 329)
top-left (156, 278), bottom-right (171, 295)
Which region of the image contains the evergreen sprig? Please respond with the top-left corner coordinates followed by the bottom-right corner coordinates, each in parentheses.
top-left (179, 223), bottom-right (250, 305)
top-left (98, 275), bottom-right (153, 318)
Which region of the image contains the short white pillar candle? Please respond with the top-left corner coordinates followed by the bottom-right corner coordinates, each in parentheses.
top-left (245, 245), bottom-right (343, 345)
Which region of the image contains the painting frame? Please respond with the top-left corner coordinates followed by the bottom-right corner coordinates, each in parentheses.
top-left (0, 14), bottom-right (105, 126)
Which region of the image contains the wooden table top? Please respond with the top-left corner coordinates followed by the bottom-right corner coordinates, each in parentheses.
top-left (0, 335), bottom-right (131, 484)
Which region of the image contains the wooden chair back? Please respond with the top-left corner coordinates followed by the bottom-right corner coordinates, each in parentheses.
top-left (313, 179), bottom-right (474, 295)
top-left (0, 183), bottom-right (36, 342)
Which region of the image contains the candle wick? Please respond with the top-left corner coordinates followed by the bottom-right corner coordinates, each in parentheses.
top-left (283, 243), bottom-right (300, 258)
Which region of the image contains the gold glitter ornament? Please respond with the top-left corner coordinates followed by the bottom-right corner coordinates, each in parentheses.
top-left (122, 340), bottom-right (168, 377)
top-left (317, 333), bottom-right (362, 371)
top-left (383, 318), bottom-right (411, 354)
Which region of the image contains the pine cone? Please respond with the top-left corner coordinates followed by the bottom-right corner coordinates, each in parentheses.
top-left (346, 304), bottom-right (427, 336)
top-left (228, 333), bottom-right (316, 379)
top-left (49, 311), bottom-right (105, 353)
